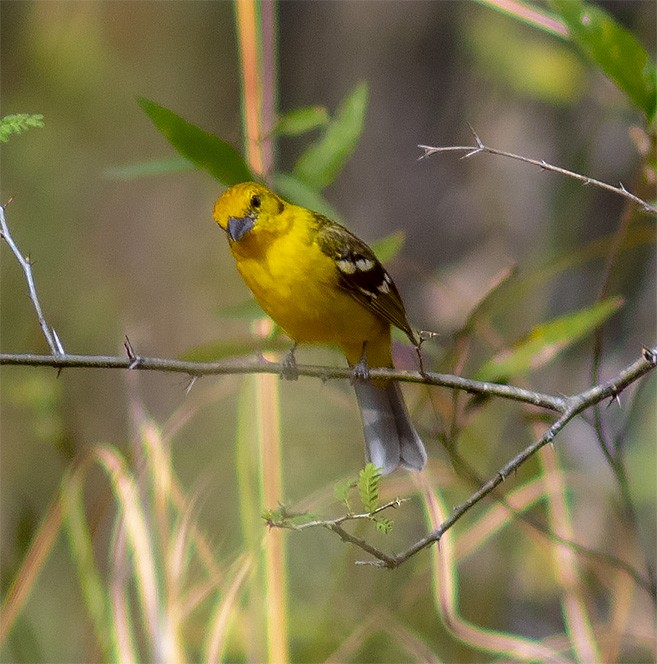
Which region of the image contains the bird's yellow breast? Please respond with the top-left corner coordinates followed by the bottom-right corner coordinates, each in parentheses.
top-left (229, 209), bottom-right (389, 365)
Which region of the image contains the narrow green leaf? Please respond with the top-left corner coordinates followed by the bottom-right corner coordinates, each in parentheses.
top-left (275, 106), bottom-right (329, 136)
top-left (474, 0), bottom-right (568, 39)
top-left (371, 231), bottom-right (405, 264)
top-left (475, 296), bottom-right (624, 381)
top-left (550, 0), bottom-right (657, 120)
top-left (272, 172), bottom-right (344, 223)
top-left (104, 157), bottom-right (195, 180)
top-left (358, 462), bottom-right (381, 513)
top-left (137, 97), bottom-right (254, 185)
top-left (293, 81), bottom-right (368, 190)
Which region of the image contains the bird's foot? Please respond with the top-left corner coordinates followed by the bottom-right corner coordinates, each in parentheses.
top-left (281, 343), bottom-right (299, 381)
top-left (351, 345), bottom-right (370, 384)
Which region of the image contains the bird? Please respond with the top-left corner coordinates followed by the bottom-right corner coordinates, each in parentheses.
top-left (212, 182), bottom-right (426, 474)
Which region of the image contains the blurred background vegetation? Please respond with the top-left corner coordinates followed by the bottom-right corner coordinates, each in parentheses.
top-left (1, 1), bottom-right (655, 662)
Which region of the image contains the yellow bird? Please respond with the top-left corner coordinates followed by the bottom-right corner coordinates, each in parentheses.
top-left (213, 182), bottom-right (426, 474)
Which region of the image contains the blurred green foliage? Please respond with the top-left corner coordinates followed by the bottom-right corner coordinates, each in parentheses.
top-left (551, 0), bottom-right (657, 120)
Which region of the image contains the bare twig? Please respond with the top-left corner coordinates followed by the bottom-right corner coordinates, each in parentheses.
top-left (418, 128), bottom-right (657, 215)
top-left (265, 498), bottom-right (406, 532)
top-left (1, 203), bottom-right (63, 354)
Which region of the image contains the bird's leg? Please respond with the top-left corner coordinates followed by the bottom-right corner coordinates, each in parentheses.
top-left (416, 330), bottom-right (437, 377)
top-left (415, 346), bottom-right (425, 376)
top-left (351, 342), bottom-right (370, 383)
top-left (281, 342), bottom-right (299, 380)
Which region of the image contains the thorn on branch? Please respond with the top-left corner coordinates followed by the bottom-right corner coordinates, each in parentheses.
top-left (606, 392), bottom-right (621, 409)
top-left (185, 375), bottom-right (198, 395)
top-left (642, 346), bottom-right (657, 365)
top-left (462, 147), bottom-right (483, 159)
top-left (418, 329), bottom-right (439, 345)
top-left (52, 329), bottom-right (65, 355)
top-left (124, 335), bottom-right (142, 369)
top-left (417, 146), bottom-right (433, 160)
top-left (466, 122), bottom-right (483, 149)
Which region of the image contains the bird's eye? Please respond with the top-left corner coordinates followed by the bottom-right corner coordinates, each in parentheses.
top-left (250, 194), bottom-right (261, 209)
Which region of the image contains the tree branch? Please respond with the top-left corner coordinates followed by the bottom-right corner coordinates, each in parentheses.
top-left (418, 128), bottom-right (657, 215)
top-left (0, 202), bottom-right (64, 354)
top-left (265, 346), bottom-right (657, 573)
top-left (0, 351), bottom-right (572, 412)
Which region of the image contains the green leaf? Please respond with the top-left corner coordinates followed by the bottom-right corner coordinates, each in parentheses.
top-left (371, 231), bottom-right (405, 264)
top-left (475, 296), bottom-right (624, 381)
top-left (474, 0), bottom-right (567, 39)
top-left (0, 114), bottom-right (44, 142)
top-left (550, 0), bottom-right (657, 120)
top-left (334, 479), bottom-right (354, 512)
top-left (358, 462), bottom-right (381, 513)
top-left (275, 106), bottom-right (329, 136)
top-left (104, 157), bottom-right (195, 180)
top-left (272, 172), bottom-right (344, 223)
top-left (466, 11), bottom-right (586, 105)
top-left (137, 97), bottom-right (254, 185)
top-left (374, 517), bottom-right (393, 534)
top-left (293, 81), bottom-right (368, 190)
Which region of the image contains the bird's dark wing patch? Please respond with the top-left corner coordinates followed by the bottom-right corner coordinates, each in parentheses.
top-left (314, 214), bottom-right (416, 343)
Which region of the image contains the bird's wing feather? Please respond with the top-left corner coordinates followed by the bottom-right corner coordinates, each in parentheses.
top-left (313, 215), bottom-right (416, 344)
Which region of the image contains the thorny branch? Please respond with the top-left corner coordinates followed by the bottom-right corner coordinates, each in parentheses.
top-left (267, 348), bottom-right (656, 578)
top-left (0, 351), bottom-right (569, 412)
top-left (418, 126), bottom-right (657, 215)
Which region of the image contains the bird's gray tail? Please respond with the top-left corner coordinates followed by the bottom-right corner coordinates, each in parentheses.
top-left (353, 380), bottom-right (427, 475)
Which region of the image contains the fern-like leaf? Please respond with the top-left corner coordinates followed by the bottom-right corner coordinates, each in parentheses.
top-left (0, 114), bottom-right (44, 143)
top-left (374, 517), bottom-right (393, 534)
top-left (358, 463), bottom-right (381, 513)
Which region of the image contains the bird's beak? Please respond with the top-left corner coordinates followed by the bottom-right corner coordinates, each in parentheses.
top-left (226, 215), bottom-right (255, 242)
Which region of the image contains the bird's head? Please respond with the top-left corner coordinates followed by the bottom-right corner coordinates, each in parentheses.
top-left (213, 182), bottom-right (286, 243)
